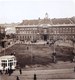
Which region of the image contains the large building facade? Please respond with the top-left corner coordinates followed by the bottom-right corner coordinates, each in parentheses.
top-left (16, 13), bottom-right (75, 41)
top-left (16, 24), bottom-right (75, 41)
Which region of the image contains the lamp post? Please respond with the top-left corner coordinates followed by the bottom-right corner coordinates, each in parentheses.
top-left (52, 43), bottom-right (57, 63)
top-left (29, 40), bottom-right (32, 65)
top-left (3, 29), bottom-right (7, 56)
top-left (54, 44), bottom-right (55, 53)
top-left (37, 33), bottom-right (39, 41)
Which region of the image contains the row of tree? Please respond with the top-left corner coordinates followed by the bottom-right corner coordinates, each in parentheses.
top-left (0, 33), bottom-right (16, 48)
top-left (0, 33), bottom-right (5, 40)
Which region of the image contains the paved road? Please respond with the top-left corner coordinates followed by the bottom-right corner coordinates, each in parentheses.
top-left (1, 68), bottom-right (75, 80)
top-left (12, 68), bottom-right (74, 75)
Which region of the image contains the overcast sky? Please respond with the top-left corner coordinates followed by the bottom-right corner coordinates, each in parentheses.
top-left (0, 0), bottom-right (75, 23)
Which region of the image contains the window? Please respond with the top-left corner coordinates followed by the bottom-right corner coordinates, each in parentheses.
top-left (1, 60), bottom-right (7, 62)
top-left (16, 28), bottom-right (18, 30)
top-left (2, 63), bottom-right (7, 67)
top-left (1, 60), bottom-right (7, 68)
top-left (20, 28), bottom-right (24, 30)
top-left (8, 60), bottom-right (13, 62)
top-left (8, 63), bottom-right (13, 67)
top-left (59, 28), bottom-right (62, 33)
top-left (69, 28), bottom-right (71, 33)
top-left (8, 60), bottom-right (13, 67)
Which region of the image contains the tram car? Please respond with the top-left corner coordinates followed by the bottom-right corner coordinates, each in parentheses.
top-left (0, 55), bottom-right (17, 70)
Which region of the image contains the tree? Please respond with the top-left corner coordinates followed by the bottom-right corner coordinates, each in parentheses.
top-left (0, 33), bottom-right (5, 40)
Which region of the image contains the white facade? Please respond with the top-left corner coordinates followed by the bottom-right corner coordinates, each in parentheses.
top-left (0, 55), bottom-right (17, 70)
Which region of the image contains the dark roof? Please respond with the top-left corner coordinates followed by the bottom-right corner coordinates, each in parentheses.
top-left (20, 17), bottom-right (75, 25)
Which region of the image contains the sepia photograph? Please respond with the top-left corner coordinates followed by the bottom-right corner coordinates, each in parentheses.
top-left (0, 0), bottom-right (75, 80)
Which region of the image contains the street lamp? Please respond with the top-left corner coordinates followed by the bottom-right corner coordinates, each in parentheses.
top-left (3, 30), bottom-right (7, 56)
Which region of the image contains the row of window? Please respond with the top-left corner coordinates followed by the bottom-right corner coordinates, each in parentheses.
top-left (16, 27), bottom-right (75, 35)
top-left (19, 31), bottom-right (37, 34)
top-left (17, 35), bottom-right (37, 40)
top-left (16, 34), bottom-right (75, 40)
top-left (48, 35), bottom-right (75, 40)
top-left (49, 28), bottom-right (75, 32)
top-left (16, 28), bottom-right (37, 31)
top-left (49, 30), bottom-right (75, 34)
top-left (41, 28), bottom-right (75, 33)
top-left (16, 27), bottom-right (75, 31)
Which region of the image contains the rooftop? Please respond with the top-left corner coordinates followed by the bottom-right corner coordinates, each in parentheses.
top-left (0, 55), bottom-right (15, 59)
top-left (20, 17), bottom-right (75, 25)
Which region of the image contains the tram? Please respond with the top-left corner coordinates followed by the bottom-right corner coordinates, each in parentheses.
top-left (0, 55), bottom-right (17, 70)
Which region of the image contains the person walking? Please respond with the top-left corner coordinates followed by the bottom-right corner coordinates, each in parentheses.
top-left (34, 74), bottom-right (37, 80)
top-left (19, 68), bottom-right (22, 74)
top-left (5, 69), bottom-right (8, 74)
top-left (16, 76), bottom-right (20, 80)
top-left (0, 70), bottom-right (3, 75)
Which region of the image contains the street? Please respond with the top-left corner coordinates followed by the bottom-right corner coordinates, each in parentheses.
top-left (0, 68), bottom-right (75, 80)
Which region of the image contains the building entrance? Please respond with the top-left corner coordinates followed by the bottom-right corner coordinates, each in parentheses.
top-left (43, 34), bottom-right (48, 41)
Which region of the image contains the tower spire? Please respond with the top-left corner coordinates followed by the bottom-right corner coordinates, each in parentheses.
top-left (45, 12), bottom-right (48, 19)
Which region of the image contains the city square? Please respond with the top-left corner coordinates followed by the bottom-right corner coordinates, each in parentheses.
top-left (0, 0), bottom-right (75, 80)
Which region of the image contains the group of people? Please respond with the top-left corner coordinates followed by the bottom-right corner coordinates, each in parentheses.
top-left (0, 67), bottom-right (37, 80)
top-left (0, 68), bottom-right (22, 80)
top-left (0, 68), bottom-right (13, 76)
top-left (0, 67), bottom-right (22, 75)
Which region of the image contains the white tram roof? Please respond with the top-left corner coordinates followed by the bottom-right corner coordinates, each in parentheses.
top-left (0, 55), bottom-right (16, 60)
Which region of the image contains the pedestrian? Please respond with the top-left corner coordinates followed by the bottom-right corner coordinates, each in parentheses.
top-left (19, 68), bottom-right (22, 74)
top-left (5, 69), bottom-right (8, 74)
top-left (27, 47), bottom-right (29, 50)
top-left (16, 76), bottom-right (20, 80)
top-left (8, 69), bottom-right (11, 76)
top-left (8, 68), bottom-right (12, 76)
top-left (8, 68), bottom-right (10, 75)
top-left (34, 74), bottom-right (37, 80)
top-left (0, 70), bottom-right (3, 75)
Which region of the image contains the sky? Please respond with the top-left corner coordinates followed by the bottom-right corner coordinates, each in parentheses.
top-left (0, 0), bottom-right (75, 23)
